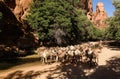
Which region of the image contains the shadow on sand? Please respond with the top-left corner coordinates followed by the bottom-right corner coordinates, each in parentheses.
top-left (106, 41), bottom-right (120, 51)
top-left (0, 56), bottom-right (41, 70)
top-left (2, 57), bottom-right (120, 79)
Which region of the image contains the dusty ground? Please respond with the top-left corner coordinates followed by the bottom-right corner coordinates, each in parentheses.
top-left (0, 44), bottom-right (120, 79)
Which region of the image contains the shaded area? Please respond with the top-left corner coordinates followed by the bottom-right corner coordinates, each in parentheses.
top-left (106, 41), bottom-right (120, 50)
top-left (2, 65), bottom-right (59, 79)
top-left (3, 0), bottom-right (16, 10)
top-left (0, 55), bottom-right (40, 70)
top-left (0, 1), bottom-right (23, 45)
top-left (89, 57), bottom-right (120, 79)
top-left (2, 57), bottom-right (120, 79)
top-left (0, 1), bottom-right (38, 59)
top-left (3, 70), bottom-right (41, 79)
top-left (47, 62), bottom-right (88, 79)
top-left (1, 62), bottom-right (97, 79)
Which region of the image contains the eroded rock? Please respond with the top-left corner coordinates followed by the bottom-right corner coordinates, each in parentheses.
top-left (92, 2), bottom-right (108, 29)
top-left (14, 0), bottom-right (33, 22)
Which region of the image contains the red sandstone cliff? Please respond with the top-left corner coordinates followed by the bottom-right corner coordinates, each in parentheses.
top-left (14, 0), bottom-right (33, 22)
top-left (2, 0), bottom-right (107, 29)
top-left (2, 0), bottom-right (33, 22)
top-left (0, 0), bottom-right (37, 53)
top-left (0, 1), bottom-right (23, 44)
top-left (92, 2), bottom-right (108, 29)
top-left (81, 1), bottom-right (108, 29)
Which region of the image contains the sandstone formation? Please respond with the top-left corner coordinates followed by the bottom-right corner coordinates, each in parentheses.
top-left (2, 0), bottom-right (107, 29)
top-left (2, 0), bottom-right (16, 11)
top-left (0, 1), bottom-right (23, 45)
top-left (80, 0), bottom-right (93, 21)
top-left (0, 0), bottom-right (38, 54)
top-left (92, 2), bottom-right (108, 29)
top-left (14, 0), bottom-right (33, 22)
top-left (81, 0), bottom-right (93, 13)
top-left (81, 1), bottom-right (108, 29)
top-left (2, 0), bottom-right (33, 22)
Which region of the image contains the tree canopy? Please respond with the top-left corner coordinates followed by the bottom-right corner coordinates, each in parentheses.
top-left (106, 0), bottom-right (120, 40)
top-left (27, 0), bottom-right (103, 45)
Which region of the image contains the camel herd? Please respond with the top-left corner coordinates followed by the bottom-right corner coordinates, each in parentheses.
top-left (35, 41), bottom-right (103, 66)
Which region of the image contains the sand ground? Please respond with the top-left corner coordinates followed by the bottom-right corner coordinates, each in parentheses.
top-left (0, 45), bottom-right (120, 79)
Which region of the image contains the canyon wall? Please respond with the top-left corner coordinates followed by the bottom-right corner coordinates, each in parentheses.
top-left (0, 0), bottom-right (37, 53)
top-left (0, 1), bottom-right (23, 44)
top-left (2, 0), bottom-right (108, 28)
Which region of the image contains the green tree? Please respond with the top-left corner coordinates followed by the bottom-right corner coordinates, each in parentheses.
top-left (67, 0), bottom-right (84, 8)
top-left (106, 0), bottom-right (120, 40)
top-left (27, 0), bottom-right (98, 45)
top-left (27, 0), bottom-right (72, 44)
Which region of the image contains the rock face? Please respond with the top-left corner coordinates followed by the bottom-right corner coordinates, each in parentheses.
top-left (2, 0), bottom-right (33, 22)
top-left (82, 1), bottom-right (108, 29)
top-left (92, 2), bottom-right (108, 29)
top-left (81, 0), bottom-right (93, 13)
top-left (0, 1), bottom-right (23, 45)
top-left (0, 0), bottom-right (37, 53)
top-left (2, 0), bottom-right (107, 29)
top-left (81, 0), bottom-right (93, 21)
top-left (14, 0), bottom-right (33, 22)
top-left (2, 0), bottom-right (16, 10)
